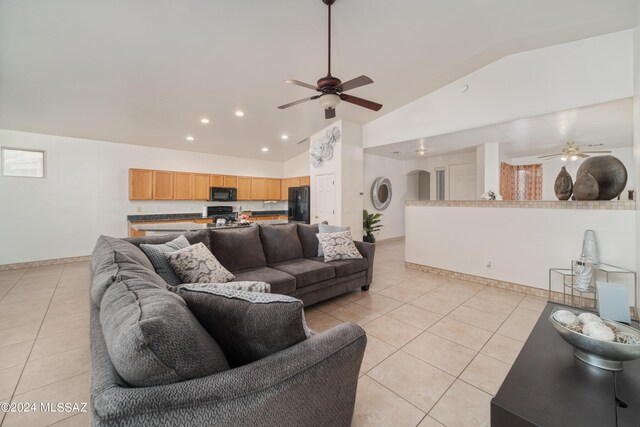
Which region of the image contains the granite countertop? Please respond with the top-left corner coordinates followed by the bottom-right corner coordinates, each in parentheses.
top-left (127, 211), bottom-right (289, 222)
top-left (129, 222), bottom-right (258, 232)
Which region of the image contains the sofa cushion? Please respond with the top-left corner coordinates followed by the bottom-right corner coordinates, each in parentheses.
top-left (209, 226), bottom-right (266, 272)
top-left (232, 267), bottom-right (296, 295)
top-left (310, 256), bottom-right (369, 278)
top-left (297, 223), bottom-right (320, 258)
top-left (91, 235), bottom-right (155, 307)
top-left (125, 229), bottom-right (211, 251)
top-left (317, 224), bottom-right (350, 256)
top-left (177, 285), bottom-right (310, 367)
top-left (259, 224), bottom-right (304, 264)
top-left (100, 277), bottom-right (229, 387)
top-left (114, 252), bottom-right (167, 288)
top-left (269, 259), bottom-right (335, 288)
top-left (165, 242), bottom-right (235, 284)
top-left (140, 235), bottom-right (190, 287)
top-left (317, 230), bottom-right (363, 262)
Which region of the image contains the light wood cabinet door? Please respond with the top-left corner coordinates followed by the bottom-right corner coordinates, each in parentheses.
top-left (251, 178), bottom-right (266, 200)
top-left (210, 175), bottom-right (224, 187)
top-left (280, 178), bottom-right (289, 200)
top-left (223, 175), bottom-right (238, 188)
top-left (153, 171), bottom-right (174, 200)
top-left (289, 177), bottom-right (300, 187)
top-left (237, 177), bottom-right (252, 200)
top-left (174, 172), bottom-right (194, 200)
top-left (299, 175), bottom-right (310, 186)
top-left (193, 174), bottom-right (210, 200)
top-left (193, 219), bottom-right (213, 224)
top-left (265, 178), bottom-right (281, 200)
top-left (129, 169), bottom-right (153, 200)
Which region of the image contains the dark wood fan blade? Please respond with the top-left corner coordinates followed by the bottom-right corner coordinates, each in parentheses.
top-left (285, 80), bottom-right (318, 91)
top-left (582, 150), bottom-right (612, 154)
top-left (325, 108), bottom-right (336, 119)
top-left (338, 75), bottom-right (373, 92)
top-left (278, 96), bottom-right (320, 109)
top-left (340, 94), bottom-right (382, 111)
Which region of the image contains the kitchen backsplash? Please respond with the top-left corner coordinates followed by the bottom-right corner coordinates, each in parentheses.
top-left (128, 200), bottom-right (287, 215)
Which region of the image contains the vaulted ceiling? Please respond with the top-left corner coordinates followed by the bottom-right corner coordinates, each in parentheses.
top-left (0, 0), bottom-right (636, 161)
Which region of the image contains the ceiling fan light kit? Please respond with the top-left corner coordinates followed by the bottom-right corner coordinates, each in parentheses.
top-left (278, 0), bottom-right (382, 119)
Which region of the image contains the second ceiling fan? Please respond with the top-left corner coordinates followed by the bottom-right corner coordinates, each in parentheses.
top-left (278, 0), bottom-right (382, 119)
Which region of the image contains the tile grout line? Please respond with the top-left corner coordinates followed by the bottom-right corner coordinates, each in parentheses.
top-left (4, 265), bottom-right (66, 411)
top-left (0, 269), bottom-right (28, 304)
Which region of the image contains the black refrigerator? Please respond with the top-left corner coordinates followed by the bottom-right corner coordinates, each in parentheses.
top-left (288, 186), bottom-right (310, 224)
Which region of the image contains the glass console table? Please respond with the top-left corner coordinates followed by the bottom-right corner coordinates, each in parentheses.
top-left (549, 262), bottom-right (637, 320)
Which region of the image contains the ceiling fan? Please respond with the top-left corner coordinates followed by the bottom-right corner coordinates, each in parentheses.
top-left (278, 0), bottom-right (382, 119)
top-left (537, 141), bottom-right (611, 162)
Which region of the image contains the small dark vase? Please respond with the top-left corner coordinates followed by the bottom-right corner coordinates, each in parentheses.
top-left (554, 166), bottom-right (573, 200)
top-left (573, 172), bottom-right (599, 200)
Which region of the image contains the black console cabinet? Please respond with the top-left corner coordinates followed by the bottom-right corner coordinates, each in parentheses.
top-left (491, 303), bottom-right (640, 427)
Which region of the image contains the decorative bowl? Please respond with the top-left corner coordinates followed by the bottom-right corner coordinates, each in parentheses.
top-left (549, 307), bottom-right (640, 371)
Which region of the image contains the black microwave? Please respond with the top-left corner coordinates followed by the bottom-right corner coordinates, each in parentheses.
top-left (209, 187), bottom-right (237, 202)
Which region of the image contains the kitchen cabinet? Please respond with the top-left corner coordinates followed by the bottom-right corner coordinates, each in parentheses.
top-left (265, 178), bottom-right (281, 200)
top-left (210, 175), bottom-right (224, 187)
top-left (251, 178), bottom-right (266, 200)
top-left (129, 169), bottom-right (153, 200)
top-left (289, 177), bottom-right (300, 187)
top-left (153, 171), bottom-right (174, 200)
top-left (280, 178), bottom-right (289, 201)
top-left (299, 175), bottom-right (310, 186)
top-left (237, 177), bottom-right (252, 200)
top-left (193, 174), bottom-right (210, 200)
top-left (174, 172), bottom-right (194, 200)
top-left (223, 175), bottom-right (238, 188)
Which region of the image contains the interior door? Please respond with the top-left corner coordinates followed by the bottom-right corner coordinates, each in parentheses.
top-left (314, 174), bottom-right (336, 224)
top-left (449, 163), bottom-right (477, 200)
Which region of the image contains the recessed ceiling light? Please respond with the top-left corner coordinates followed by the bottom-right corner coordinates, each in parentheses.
top-left (200, 118), bottom-right (210, 124)
top-left (261, 147), bottom-right (269, 152)
top-left (235, 111), bottom-right (244, 117)
top-left (186, 136), bottom-right (195, 141)
top-left (281, 134), bottom-right (289, 140)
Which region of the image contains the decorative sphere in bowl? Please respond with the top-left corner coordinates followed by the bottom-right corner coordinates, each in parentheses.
top-left (549, 307), bottom-right (640, 371)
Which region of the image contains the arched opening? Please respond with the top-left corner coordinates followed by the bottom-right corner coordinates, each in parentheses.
top-left (406, 169), bottom-right (430, 201)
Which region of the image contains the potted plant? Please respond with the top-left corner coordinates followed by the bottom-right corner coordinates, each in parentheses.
top-left (363, 210), bottom-right (383, 243)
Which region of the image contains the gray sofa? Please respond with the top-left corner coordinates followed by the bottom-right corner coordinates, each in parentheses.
top-left (90, 223), bottom-right (371, 426)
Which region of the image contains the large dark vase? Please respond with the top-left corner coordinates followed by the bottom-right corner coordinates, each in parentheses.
top-left (573, 172), bottom-right (599, 200)
top-left (575, 155), bottom-right (627, 200)
top-left (554, 166), bottom-right (573, 200)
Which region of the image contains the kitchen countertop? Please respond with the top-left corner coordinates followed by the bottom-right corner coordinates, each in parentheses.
top-left (127, 211), bottom-right (288, 222)
top-left (130, 220), bottom-right (289, 235)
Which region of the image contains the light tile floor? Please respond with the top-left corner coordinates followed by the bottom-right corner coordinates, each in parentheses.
top-left (0, 239), bottom-right (547, 426)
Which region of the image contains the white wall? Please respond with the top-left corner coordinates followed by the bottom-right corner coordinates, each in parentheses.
top-left (634, 7), bottom-right (640, 307)
top-left (364, 30), bottom-right (633, 149)
top-left (508, 148), bottom-right (636, 200)
top-left (0, 129), bottom-right (286, 264)
top-left (284, 151), bottom-right (310, 178)
top-left (363, 154), bottom-right (408, 240)
top-left (406, 205), bottom-right (636, 290)
top-left (404, 150), bottom-right (477, 200)
top-left (340, 121), bottom-right (364, 238)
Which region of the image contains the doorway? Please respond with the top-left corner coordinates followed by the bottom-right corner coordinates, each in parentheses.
top-left (315, 173), bottom-right (336, 224)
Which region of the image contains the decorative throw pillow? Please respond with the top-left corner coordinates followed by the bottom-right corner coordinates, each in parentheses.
top-left (165, 243), bottom-right (235, 284)
top-left (140, 235), bottom-right (190, 287)
top-left (177, 286), bottom-right (311, 367)
top-left (317, 224), bottom-right (350, 256)
top-left (317, 230), bottom-right (363, 262)
top-left (100, 277), bottom-right (230, 387)
top-left (176, 281), bottom-right (271, 294)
